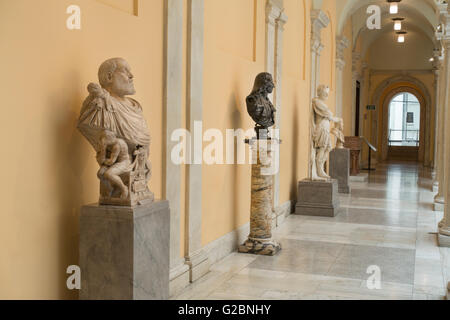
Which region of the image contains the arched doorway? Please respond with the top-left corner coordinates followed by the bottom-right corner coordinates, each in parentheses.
top-left (380, 86), bottom-right (428, 162)
top-left (387, 92), bottom-right (421, 161)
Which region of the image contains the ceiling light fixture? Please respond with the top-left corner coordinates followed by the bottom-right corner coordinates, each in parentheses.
top-left (388, 0), bottom-right (402, 15)
top-left (392, 17), bottom-right (404, 31)
top-left (396, 31), bottom-right (407, 43)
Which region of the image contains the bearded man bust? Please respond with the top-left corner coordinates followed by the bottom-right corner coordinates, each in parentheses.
top-left (78, 57), bottom-right (154, 206)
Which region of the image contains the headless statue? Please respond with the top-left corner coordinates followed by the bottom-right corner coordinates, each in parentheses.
top-left (311, 85), bottom-right (343, 181)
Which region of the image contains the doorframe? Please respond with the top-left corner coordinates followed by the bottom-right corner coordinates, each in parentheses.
top-left (381, 87), bottom-right (427, 162)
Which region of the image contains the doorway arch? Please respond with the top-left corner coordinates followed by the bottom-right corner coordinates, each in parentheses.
top-left (371, 76), bottom-right (432, 164)
top-left (381, 86), bottom-right (427, 162)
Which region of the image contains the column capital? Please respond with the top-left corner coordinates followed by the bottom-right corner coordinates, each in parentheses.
top-left (436, 6), bottom-right (450, 47)
top-left (266, 0), bottom-right (284, 25)
top-left (336, 36), bottom-right (349, 70)
top-left (311, 10), bottom-right (329, 41)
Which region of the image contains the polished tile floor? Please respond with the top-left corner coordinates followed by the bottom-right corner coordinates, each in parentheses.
top-left (174, 162), bottom-right (450, 300)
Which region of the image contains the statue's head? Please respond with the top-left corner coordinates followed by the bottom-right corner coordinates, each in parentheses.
top-left (252, 72), bottom-right (274, 95)
top-left (317, 85), bottom-right (330, 99)
top-left (98, 58), bottom-right (136, 97)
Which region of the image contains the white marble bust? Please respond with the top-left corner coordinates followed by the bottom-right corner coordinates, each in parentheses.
top-left (78, 58), bottom-right (153, 206)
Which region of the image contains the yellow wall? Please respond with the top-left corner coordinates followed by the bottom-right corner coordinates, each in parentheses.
top-left (4, 0), bottom-right (429, 300)
top-left (0, 0), bottom-right (165, 299)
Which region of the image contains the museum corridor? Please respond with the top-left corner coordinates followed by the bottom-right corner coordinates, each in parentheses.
top-left (174, 162), bottom-right (450, 300)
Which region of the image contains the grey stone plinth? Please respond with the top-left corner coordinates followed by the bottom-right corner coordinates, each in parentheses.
top-left (330, 148), bottom-right (350, 194)
top-left (80, 200), bottom-right (170, 300)
top-left (295, 179), bottom-right (340, 217)
top-left (447, 282), bottom-right (450, 300)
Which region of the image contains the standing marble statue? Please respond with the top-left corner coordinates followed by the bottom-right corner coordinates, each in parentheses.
top-left (239, 72), bottom-right (281, 256)
top-left (311, 85), bottom-right (343, 181)
top-left (78, 57), bottom-right (154, 206)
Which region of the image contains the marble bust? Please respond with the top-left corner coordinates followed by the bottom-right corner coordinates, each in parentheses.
top-left (78, 57), bottom-right (154, 206)
top-left (331, 118), bottom-right (345, 149)
top-left (246, 72), bottom-right (276, 139)
top-left (311, 85), bottom-right (343, 181)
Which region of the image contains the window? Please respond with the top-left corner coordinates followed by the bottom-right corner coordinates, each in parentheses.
top-left (388, 93), bottom-right (420, 147)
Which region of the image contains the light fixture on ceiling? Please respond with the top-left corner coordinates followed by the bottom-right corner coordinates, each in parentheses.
top-left (392, 17), bottom-right (404, 31)
top-left (388, 0), bottom-right (401, 14)
top-left (429, 57), bottom-right (434, 62)
top-left (396, 31), bottom-right (407, 43)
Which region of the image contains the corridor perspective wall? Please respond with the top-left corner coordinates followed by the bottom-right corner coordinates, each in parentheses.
top-left (0, 0), bottom-right (165, 299)
top-left (0, 0), bottom-right (351, 299)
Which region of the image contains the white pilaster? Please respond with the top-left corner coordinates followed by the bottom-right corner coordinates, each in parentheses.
top-left (308, 10), bottom-right (329, 178)
top-left (184, 0), bottom-right (209, 283)
top-left (266, 0), bottom-right (288, 222)
top-left (335, 36), bottom-right (349, 119)
top-left (432, 48), bottom-right (443, 192)
top-left (165, 0), bottom-right (190, 296)
top-left (437, 6), bottom-right (450, 246)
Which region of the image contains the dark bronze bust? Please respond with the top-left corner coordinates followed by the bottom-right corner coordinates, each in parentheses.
top-left (246, 72), bottom-right (276, 139)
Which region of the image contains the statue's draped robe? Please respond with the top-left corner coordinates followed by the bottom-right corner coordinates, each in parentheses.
top-left (246, 89), bottom-right (276, 128)
top-left (312, 98), bottom-right (332, 150)
top-left (78, 83), bottom-right (151, 154)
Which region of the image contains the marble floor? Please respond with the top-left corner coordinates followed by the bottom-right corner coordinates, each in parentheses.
top-left (174, 162), bottom-right (450, 300)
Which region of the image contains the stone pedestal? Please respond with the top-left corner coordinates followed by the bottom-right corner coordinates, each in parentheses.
top-left (330, 148), bottom-right (350, 194)
top-left (345, 136), bottom-right (362, 176)
top-left (349, 173), bottom-right (368, 182)
top-left (80, 200), bottom-right (170, 300)
top-left (295, 179), bottom-right (340, 217)
top-left (238, 139), bottom-right (281, 256)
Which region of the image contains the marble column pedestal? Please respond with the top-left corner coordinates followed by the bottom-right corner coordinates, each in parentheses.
top-left (238, 139), bottom-right (281, 256)
top-left (295, 179), bottom-right (340, 217)
top-left (330, 148), bottom-right (350, 194)
top-left (79, 200), bottom-right (170, 300)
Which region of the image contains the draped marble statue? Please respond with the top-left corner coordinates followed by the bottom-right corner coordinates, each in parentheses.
top-left (311, 85), bottom-right (343, 181)
top-left (246, 72), bottom-right (276, 139)
top-left (78, 57), bottom-right (154, 206)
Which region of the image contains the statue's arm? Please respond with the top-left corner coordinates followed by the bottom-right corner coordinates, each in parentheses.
top-left (104, 143), bottom-right (120, 166)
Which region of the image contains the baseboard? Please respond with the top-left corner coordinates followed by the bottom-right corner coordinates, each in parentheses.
top-left (169, 263), bottom-right (190, 297)
top-left (203, 200), bottom-right (294, 267)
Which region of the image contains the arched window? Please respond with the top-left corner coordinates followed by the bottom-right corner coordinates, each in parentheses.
top-left (388, 93), bottom-right (420, 147)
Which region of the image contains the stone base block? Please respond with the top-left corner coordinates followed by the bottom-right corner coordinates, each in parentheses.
top-left (447, 282), bottom-right (450, 300)
top-left (349, 173), bottom-right (368, 182)
top-left (187, 250), bottom-right (210, 283)
top-left (295, 179), bottom-right (340, 217)
top-left (80, 200), bottom-right (170, 300)
top-left (238, 238), bottom-right (281, 256)
top-left (330, 148), bottom-right (350, 194)
top-left (438, 233), bottom-right (450, 248)
top-left (169, 264), bottom-right (190, 298)
top-left (434, 202), bottom-right (444, 212)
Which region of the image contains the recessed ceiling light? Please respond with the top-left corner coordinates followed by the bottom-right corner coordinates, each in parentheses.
top-left (392, 18), bottom-right (404, 31)
top-left (396, 31), bottom-right (407, 43)
top-left (388, 0), bottom-right (402, 14)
